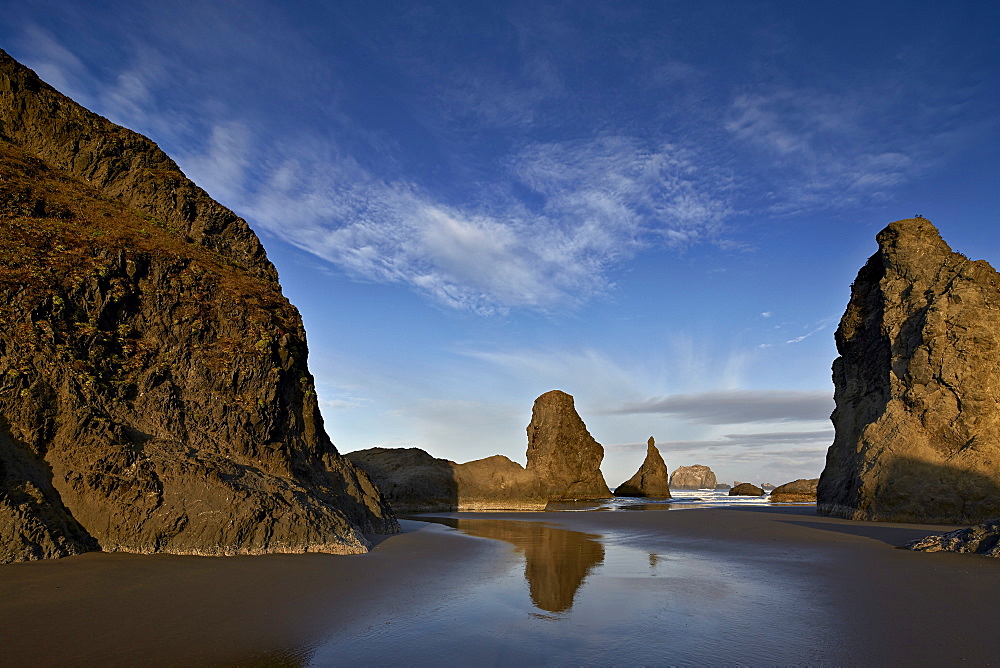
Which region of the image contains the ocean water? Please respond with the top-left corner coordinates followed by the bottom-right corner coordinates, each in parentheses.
top-left (545, 487), bottom-right (779, 511)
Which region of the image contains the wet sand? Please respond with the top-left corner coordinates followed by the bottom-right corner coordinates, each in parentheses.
top-left (2, 506), bottom-right (999, 665)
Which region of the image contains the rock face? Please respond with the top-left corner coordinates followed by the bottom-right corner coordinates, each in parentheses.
top-left (614, 437), bottom-right (671, 498)
top-left (730, 483), bottom-right (764, 496)
top-left (769, 478), bottom-right (819, 503)
top-left (0, 50), bottom-right (397, 563)
top-left (350, 389), bottom-right (612, 510)
top-left (669, 464), bottom-right (717, 490)
top-left (905, 520), bottom-right (1000, 557)
top-left (346, 448), bottom-right (545, 512)
top-left (818, 218), bottom-right (1000, 524)
top-left (525, 390), bottom-right (612, 500)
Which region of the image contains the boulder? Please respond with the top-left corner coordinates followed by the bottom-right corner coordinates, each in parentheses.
top-left (730, 483), bottom-right (764, 496)
top-left (525, 390), bottom-right (612, 500)
top-left (904, 520), bottom-right (1000, 557)
top-left (614, 437), bottom-right (672, 498)
top-left (0, 50), bottom-right (397, 562)
top-left (769, 478), bottom-right (819, 503)
top-left (669, 464), bottom-right (718, 490)
top-left (715, 483), bottom-right (732, 491)
top-left (818, 218), bottom-right (1000, 523)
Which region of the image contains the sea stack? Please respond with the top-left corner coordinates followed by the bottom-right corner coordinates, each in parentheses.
top-left (526, 390), bottom-right (612, 500)
top-left (0, 50), bottom-right (397, 563)
top-left (818, 218), bottom-right (1000, 523)
top-left (614, 437), bottom-right (671, 498)
top-left (669, 464), bottom-right (717, 490)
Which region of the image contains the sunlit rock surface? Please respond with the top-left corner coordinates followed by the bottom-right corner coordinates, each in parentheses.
top-left (818, 218), bottom-right (1000, 523)
top-left (669, 464), bottom-right (717, 490)
top-left (769, 478), bottom-right (819, 503)
top-left (614, 437), bottom-right (671, 498)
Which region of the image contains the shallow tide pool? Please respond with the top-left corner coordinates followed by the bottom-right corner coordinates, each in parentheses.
top-left (309, 514), bottom-right (845, 666)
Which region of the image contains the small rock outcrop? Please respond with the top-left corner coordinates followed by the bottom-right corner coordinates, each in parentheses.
top-left (818, 219), bottom-right (1000, 523)
top-left (669, 464), bottom-right (717, 490)
top-left (905, 520), bottom-right (1000, 557)
top-left (769, 478), bottom-right (819, 503)
top-left (0, 50), bottom-right (397, 563)
top-left (346, 448), bottom-right (545, 512)
top-left (715, 483), bottom-right (732, 491)
top-left (730, 483), bottom-right (764, 496)
top-left (614, 437), bottom-right (671, 498)
top-left (526, 390), bottom-right (612, 500)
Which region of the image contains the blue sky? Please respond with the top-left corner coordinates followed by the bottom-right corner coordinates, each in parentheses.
top-left (4, 1), bottom-right (998, 487)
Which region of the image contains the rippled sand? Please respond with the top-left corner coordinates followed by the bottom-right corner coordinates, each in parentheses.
top-left (3, 506), bottom-right (1000, 665)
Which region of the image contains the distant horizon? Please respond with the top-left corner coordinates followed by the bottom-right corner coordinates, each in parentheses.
top-left (4, 1), bottom-right (997, 486)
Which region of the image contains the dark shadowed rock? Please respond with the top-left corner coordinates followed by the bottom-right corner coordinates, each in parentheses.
top-left (614, 437), bottom-right (671, 498)
top-left (769, 478), bottom-right (819, 503)
top-left (730, 483), bottom-right (764, 496)
top-left (344, 448), bottom-right (458, 512)
top-left (0, 50), bottom-right (397, 562)
top-left (905, 520), bottom-right (1000, 557)
top-left (669, 464), bottom-right (717, 490)
top-left (818, 218), bottom-right (1000, 523)
top-left (526, 390), bottom-right (612, 500)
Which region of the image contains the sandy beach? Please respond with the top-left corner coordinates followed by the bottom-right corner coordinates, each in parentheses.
top-left (2, 506), bottom-right (999, 665)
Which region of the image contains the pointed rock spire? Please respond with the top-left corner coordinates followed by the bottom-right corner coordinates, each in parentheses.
top-left (614, 437), bottom-right (672, 498)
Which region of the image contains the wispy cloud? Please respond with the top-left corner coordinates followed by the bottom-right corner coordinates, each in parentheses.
top-left (609, 429), bottom-right (833, 453)
top-left (603, 389), bottom-right (833, 424)
top-left (223, 134), bottom-right (734, 315)
top-left (725, 87), bottom-right (930, 214)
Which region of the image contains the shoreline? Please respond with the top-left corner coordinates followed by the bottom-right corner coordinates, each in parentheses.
top-left (2, 506), bottom-right (999, 665)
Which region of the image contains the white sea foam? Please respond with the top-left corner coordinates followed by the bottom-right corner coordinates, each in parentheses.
top-left (546, 488), bottom-right (776, 512)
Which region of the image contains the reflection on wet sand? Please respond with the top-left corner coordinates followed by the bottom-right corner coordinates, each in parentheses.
top-left (415, 517), bottom-right (605, 613)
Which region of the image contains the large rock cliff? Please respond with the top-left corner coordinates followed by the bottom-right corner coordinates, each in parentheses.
top-left (614, 437), bottom-right (671, 498)
top-left (0, 50), bottom-right (397, 563)
top-left (818, 218), bottom-right (1000, 523)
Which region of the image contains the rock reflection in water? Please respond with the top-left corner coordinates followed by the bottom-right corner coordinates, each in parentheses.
top-left (416, 518), bottom-right (604, 613)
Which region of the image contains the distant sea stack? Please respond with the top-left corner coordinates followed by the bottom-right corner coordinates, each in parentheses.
top-left (769, 478), bottom-right (818, 503)
top-left (614, 437), bottom-right (671, 498)
top-left (0, 50), bottom-right (397, 563)
top-left (669, 464), bottom-right (717, 490)
top-left (818, 218), bottom-right (1000, 523)
top-left (526, 390), bottom-right (612, 500)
